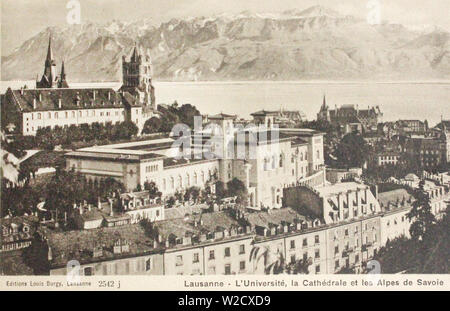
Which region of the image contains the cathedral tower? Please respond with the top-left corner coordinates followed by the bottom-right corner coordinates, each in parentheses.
top-left (37, 36), bottom-right (58, 89)
top-left (121, 44), bottom-right (156, 110)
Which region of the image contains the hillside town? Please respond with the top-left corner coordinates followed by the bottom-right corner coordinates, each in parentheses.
top-left (1, 37), bottom-right (449, 276)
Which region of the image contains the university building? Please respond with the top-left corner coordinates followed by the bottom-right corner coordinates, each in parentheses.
top-left (1, 38), bottom-right (156, 136)
top-left (65, 111), bottom-right (326, 210)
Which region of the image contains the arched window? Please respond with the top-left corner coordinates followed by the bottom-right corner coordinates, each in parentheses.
top-left (170, 177), bottom-right (175, 189)
top-left (201, 171), bottom-right (205, 183)
top-left (317, 150), bottom-right (320, 160)
top-left (300, 153), bottom-right (303, 161)
top-left (178, 175), bottom-right (182, 188)
top-left (185, 173), bottom-right (190, 187)
top-left (193, 172), bottom-right (198, 184)
top-left (37, 113), bottom-right (41, 120)
top-left (279, 153), bottom-right (284, 168)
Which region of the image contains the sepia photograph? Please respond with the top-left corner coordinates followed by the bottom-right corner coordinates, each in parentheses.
top-left (0, 0), bottom-right (449, 294)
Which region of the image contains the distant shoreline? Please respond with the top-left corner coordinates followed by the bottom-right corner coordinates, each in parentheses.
top-left (2, 79), bottom-right (450, 89)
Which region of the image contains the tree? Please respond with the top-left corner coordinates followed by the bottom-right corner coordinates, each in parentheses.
top-left (285, 258), bottom-right (312, 274)
top-left (226, 178), bottom-right (248, 206)
top-left (22, 232), bottom-right (50, 275)
top-left (144, 181), bottom-right (162, 199)
top-left (372, 208), bottom-right (449, 274)
top-left (166, 196), bottom-right (176, 208)
top-left (334, 133), bottom-right (370, 168)
top-left (215, 181), bottom-right (226, 200)
top-left (407, 180), bottom-right (436, 242)
top-left (249, 245), bottom-right (286, 274)
top-left (142, 117), bottom-right (162, 134)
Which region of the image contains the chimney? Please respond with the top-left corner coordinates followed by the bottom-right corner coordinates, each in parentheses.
top-left (33, 98), bottom-right (37, 109)
top-left (20, 87), bottom-right (24, 95)
top-left (93, 90), bottom-right (96, 101)
top-left (58, 98), bottom-right (62, 109)
top-left (97, 197), bottom-right (101, 210)
top-left (108, 91), bottom-right (111, 100)
top-left (38, 92), bottom-right (42, 102)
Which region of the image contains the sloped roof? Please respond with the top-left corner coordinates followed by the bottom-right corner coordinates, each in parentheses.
top-left (246, 208), bottom-right (305, 229)
top-left (153, 211), bottom-right (242, 240)
top-left (47, 224), bottom-right (156, 268)
top-left (378, 189), bottom-right (414, 208)
top-left (404, 173), bottom-right (419, 181)
top-left (7, 88), bottom-right (142, 112)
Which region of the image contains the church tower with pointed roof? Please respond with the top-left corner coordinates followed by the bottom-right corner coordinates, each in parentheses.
top-left (317, 94), bottom-right (330, 122)
top-left (57, 61), bottom-right (69, 88)
top-left (121, 43), bottom-right (155, 110)
top-left (37, 36), bottom-right (58, 89)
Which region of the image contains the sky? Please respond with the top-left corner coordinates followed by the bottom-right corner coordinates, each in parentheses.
top-left (2, 0), bottom-right (450, 55)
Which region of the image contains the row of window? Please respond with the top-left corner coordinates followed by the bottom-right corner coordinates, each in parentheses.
top-left (85, 257), bottom-right (152, 276)
top-left (25, 120), bottom-right (123, 133)
top-left (160, 170), bottom-right (216, 191)
top-left (175, 245), bottom-right (246, 266)
top-left (145, 165), bottom-right (158, 173)
top-left (26, 109), bottom-right (125, 121)
top-left (289, 235), bottom-right (320, 249)
top-left (177, 262), bottom-right (246, 275)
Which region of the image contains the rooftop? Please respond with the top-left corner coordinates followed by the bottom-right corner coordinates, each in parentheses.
top-left (314, 182), bottom-right (368, 197)
top-left (208, 113), bottom-right (237, 120)
top-left (7, 88), bottom-right (142, 113)
top-left (378, 189), bottom-right (414, 209)
top-left (47, 224), bottom-right (157, 268)
top-left (153, 211), bottom-right (243, 241)
top-left (246, 208), bottom-right (306, 229)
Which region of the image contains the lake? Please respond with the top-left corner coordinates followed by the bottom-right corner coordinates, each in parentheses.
top-left (2, 80), bottom-right (449, 126)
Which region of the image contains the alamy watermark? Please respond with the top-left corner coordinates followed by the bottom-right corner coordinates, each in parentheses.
top-left (367, 0), bottom-right (381, 25)
top-left (170, 116), bottom-right (281, 161)
top-left (67, 0), bottom-right (81, 25)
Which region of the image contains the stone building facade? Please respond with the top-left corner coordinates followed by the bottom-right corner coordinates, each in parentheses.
top-left (1, 38), bottom-right (156, 136)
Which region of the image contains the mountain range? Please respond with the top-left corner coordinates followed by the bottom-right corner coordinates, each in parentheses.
top-left (2, 5), bottom-right (450, 82)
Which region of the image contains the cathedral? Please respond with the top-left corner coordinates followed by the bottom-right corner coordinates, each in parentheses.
top-left (2, 37), bottom-right (156, 136)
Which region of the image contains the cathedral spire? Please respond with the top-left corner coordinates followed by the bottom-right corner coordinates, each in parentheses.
top-left (46, 36), bottom-right (54, 62)
top-left (58, 61), bottom-right (69, 88)
top-left (37, 35), bottom-right (57, 88)
top-left (130, 42), bottom-right (140, 62)
top-left (321, 94), bottom-right (328, 111)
